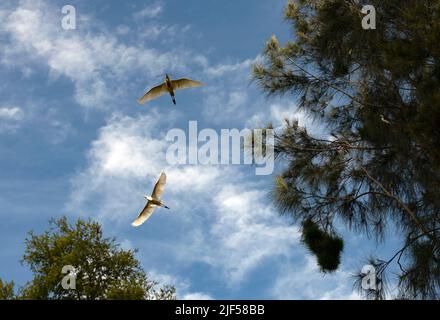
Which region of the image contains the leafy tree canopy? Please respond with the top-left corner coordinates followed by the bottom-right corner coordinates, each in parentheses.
top-left (19, 217), bottom-right (175, 300)
top-left (253, 0), bottom-right (440, 299)
top-left (0, 278), bottom-right (15, 300)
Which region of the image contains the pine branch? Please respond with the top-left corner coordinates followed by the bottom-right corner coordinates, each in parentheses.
top-left (360, 165), bottom-right (437, 243)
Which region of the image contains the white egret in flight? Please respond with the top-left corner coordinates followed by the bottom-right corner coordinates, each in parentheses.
top-left (138, 74), bottom-right (204, 105)
top-left (132, 172), bottom-right (169, 227)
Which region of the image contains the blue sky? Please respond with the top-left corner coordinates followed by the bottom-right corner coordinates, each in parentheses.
top-left (0, 0), bottom-right (401, 299)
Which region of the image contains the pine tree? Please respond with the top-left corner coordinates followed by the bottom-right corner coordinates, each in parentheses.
top-left (253, 0), bottom-right (440, 299)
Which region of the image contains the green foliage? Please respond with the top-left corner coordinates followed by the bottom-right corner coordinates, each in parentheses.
top-left (301, 219), bottom-right (344, 272)
top-left (19, 217), bottom-right (175, 300)
top-left (254, 0), bottom-right (440, 299)
top-left (0, 278), bottom-right (15, 300)
top-left (398, 240), bottom-right (440, 299)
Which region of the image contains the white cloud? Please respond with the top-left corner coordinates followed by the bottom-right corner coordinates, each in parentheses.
top-left (206, 185), bottom-right (299, 285)
top-left (116, 25), bottom-right (130, 36)
top-left (246, 102), bottom-right (307, 128)
top-left (45, 117), bottom-right (72, 145)
top-left (182, 292), bottom-right (214, 300)
top-left (120, 238), bottom-right (134, 251)
top-left (138, 24), bottom-right (191, 43)
top-left (270, 256), bottom-right (361, 300)
top-left (0, 0), bottom-right (193, 109)
top-left (205, 57), bottom-right (259, 78)
top-left (201, 64), bottom-right (253, 123)
top-left (202, 88), bottom-right (249, 123)
top-left (146, 270), bottom-right (214, 300)
top-left (90, 116), bottom-right (166, 178)
top-left (199, 56), bottom-right (314, 130)
top-left (0, 107), bottom-right (23, 120)
top-left (0, 106), bottom-right (24, 133)
top-left (199, 56), bottom-right (321, 136)
top-left (167, 166), bottom-right (222, 193)
top-left (0, 102), bottom-right (73, 139)
top-left (68, 112), bottom-right (169, 221)
top-left (134, 3), bottom-right (163, 20)
top-left (69, 112), bottom-right (299, 287)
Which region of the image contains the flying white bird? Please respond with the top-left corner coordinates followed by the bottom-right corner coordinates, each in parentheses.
top-left (138, 74), bottom-right (204, 105)
top-left (132, 172), bottom-right (169, 227)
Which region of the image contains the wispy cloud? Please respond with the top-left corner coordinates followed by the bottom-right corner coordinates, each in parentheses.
top-left (68, 112), bottom-right (299, 287)
top-left (270, 257), bottom-right (361, 300)
top-left (182, 292), bottom-right (214, 300)
top-left (201, 59), bottom-right (255, 123)
top-left (204, 57), bottom-right (259, 78)
top-left (147, 270), bottom-right (214, 300)
top-left (208, 185), bottom-right (299, 285)
top-left (0, 106), bottom-right (24, 133)
top-left (0, 106), bottom-right (23, 120)
top-left (0, 0), bottom-right (194, 109)
top-left (246, 102), bottom-right (308, 128)
top-left (134, 2), bottom-right (163, 20)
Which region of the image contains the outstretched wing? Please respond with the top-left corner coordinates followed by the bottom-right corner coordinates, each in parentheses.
top-left (152, 172), bottom-right (166, 199)
top-left (132, 201), bottom-right (156, 227)
top-left (138, 83), bottom-right (168, 105)
top-left (171, 78), bottom-right (204, 91)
